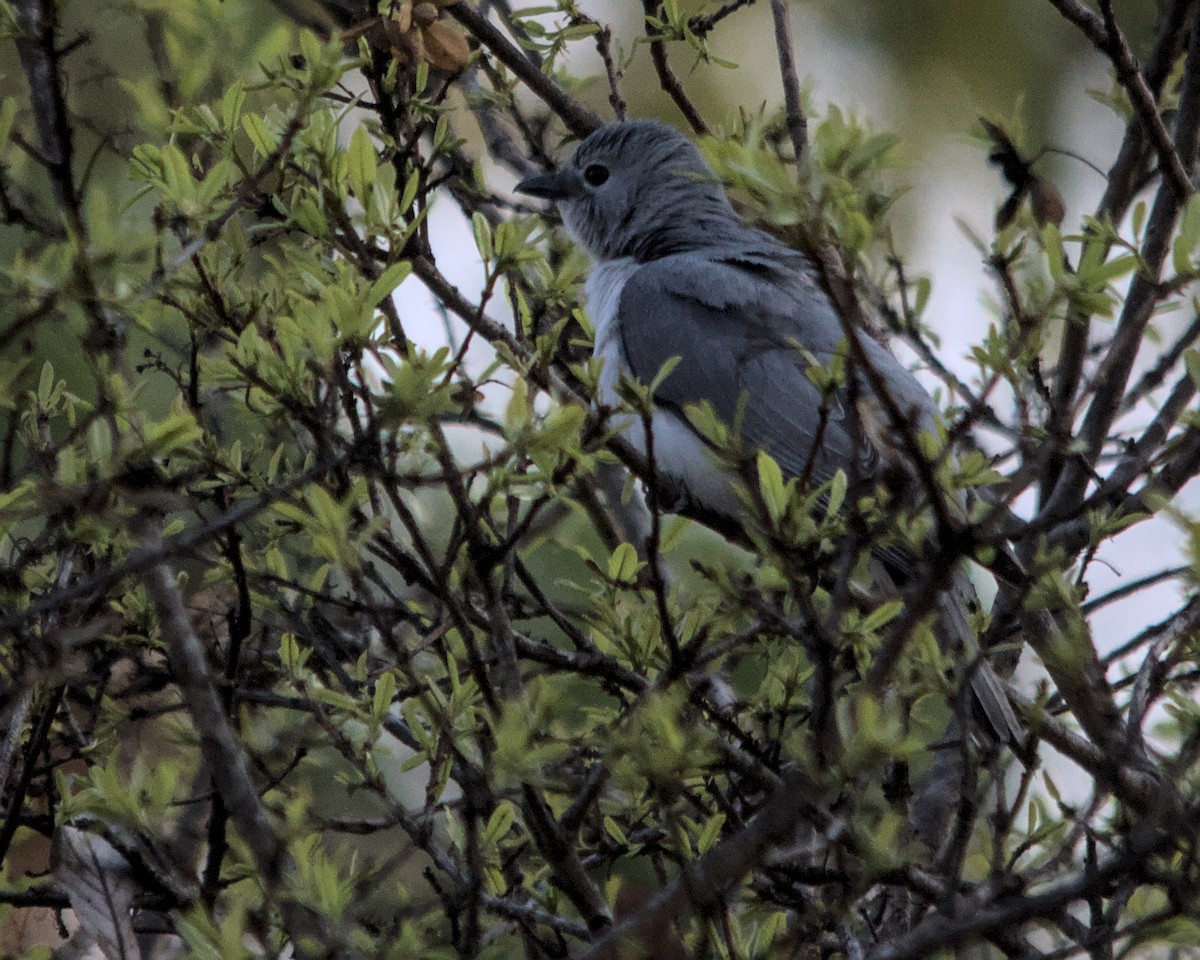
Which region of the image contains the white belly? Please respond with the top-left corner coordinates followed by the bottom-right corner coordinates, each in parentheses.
top-left (584, 261), bottom-right (743, 518)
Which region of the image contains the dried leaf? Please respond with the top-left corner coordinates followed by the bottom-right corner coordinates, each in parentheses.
top-left (412, 2), bottom-right (439, 28)
top-left (422, 20), bottom-right (470, 71)
top-left (340, 16), bottom-right (381, 43)
top-left (1031, 177), bottom-right (1066, 227)
top-left (394, 2), bottom-right (412, 33)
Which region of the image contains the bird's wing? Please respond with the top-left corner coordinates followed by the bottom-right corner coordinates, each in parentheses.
top-left (616, 251), bottom-right (940, 502)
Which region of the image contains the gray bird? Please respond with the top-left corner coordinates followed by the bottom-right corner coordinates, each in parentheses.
top-left (515, 120), bottom-right (1021, 752)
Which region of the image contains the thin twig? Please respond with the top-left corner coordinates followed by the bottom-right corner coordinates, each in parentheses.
top-left (1041, 8), bottom-right (1200, 523)
top-left (1047, 0), bottom-right (1191, 199)
top-left (447, 2), bottom-right (602, 138)
top-left (769, 0), bottom-right (808, 163)
top-left (641, 0), bottom-right (710, 136)
top-left (688, 0), bottom-right (757, 37)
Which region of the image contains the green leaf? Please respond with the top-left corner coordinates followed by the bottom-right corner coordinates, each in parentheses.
top-left (471, 211), bottom-right (493, 262)
top-left (365, 261), bottom-right (412, 306)
top-left (483, 802), bottom-right (516, 844)
top-left (348, 125), bottom-right (378, 204)
top-left (1089, 253), bottom-right (1139, 286)
top-left (757, 451), bottom-right (787, 523)
top-left (607, 542), bottom-right (642, 583)
top-left (221, 82), bottom-right (245, 132)
top-left (399, 169), bottom-right (420, 213)
top-left (505, 377), bottom-right (530, 437)
top-left (913, 276), bottom-right (932, 317)
top-left (696, 813), bottom-right (725, 853)
top-left (140, 408), bottom-right (204, 458)
top-left (603, 816), bottom-right (627, 845)
top-left (241, 113), bottom-right (277, 157)
top-left (560, 23), bottom-right (600, 39)
top-left (1131, 199), bottom-right (1147, 238)
top-left (0, 97), bottom-right (16, 153)
top-left (372, 672), bottom-right (396, 721)
top-left (649, 355), bottom-right (680, 392)
top-left (861, 598), bottom-right (904, 633)
top-left (1042, 223), bottom-right (1065, 281)
top-left (1186, 349), bottom-right (1200, 389)
top-left (825, 469), bottom-right (848, 517)
top-left (37, 361), bottom-right (55, 406)
top-left (1173, 194), bottom-right (1200, 275)
top-left (659, 515), bottom-right (690, 554)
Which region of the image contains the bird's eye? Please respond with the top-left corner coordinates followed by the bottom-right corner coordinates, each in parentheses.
top-left (583, 164), bottom-right (609, 187)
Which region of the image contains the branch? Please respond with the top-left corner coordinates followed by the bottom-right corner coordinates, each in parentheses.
top-left (768, 0), bottom-right (808, 163)
top-left (641, 0), bottom-right (710, 136)
top-left (688, 0), bottom-right (757, 37)
top-left (1042, 0), bottom-right (1193, 505)
top-left (10, 0), bottom-right (78, 213)
top-left (867, 814), bottom-right (1178, 960)
top-left (1097, 0), bottom-right (1193, 220)
top-left (1041, 7), bottom-right (1200, 523)
top-left (447, 2), bottom-right (602, 139)
top-left (0, 457), bottom-right (341, 640)
top-left (569, 768), bottom-right (828, 960)
top-left (1048, 0), bottom-right (1191, 198)
top-left (139, 526), bottom-right (285, 884)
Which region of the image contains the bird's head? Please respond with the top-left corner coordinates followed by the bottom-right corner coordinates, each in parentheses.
top-left (515, 120), bottom-right (739, 262)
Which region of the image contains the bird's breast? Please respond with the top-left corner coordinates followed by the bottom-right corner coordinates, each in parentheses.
top-left (583, 257), bottom-right (743, 519)
top-left (584, 257), bottom-right (641, 409)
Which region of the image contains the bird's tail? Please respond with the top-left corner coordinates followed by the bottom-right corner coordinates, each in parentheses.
top-left (936, 571), bottom-right (1025, 756)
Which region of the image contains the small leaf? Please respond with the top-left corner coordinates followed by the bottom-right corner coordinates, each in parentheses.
top-left (696, 814), bottom-right (725, 853)
top-left (757, 451), bottom-right (787, 523)
top-left (471, 210), bottom-right (493, 262)
top-left (861, 599), bottom-right (904, 633)
top-left (913, 276), bottom-right (931, 317)
top-left (422, 20), bottom-right (470, 71)
top-left (1131, 200), bottom-right (1147, 238)
top-left (241, 113), bottom-right (277, 156)
top-left (1042, 223), bottom-right (1065, 280)
top-left (221, 82), bottom-right (245, 131)
top-left (0, 97), bottom-right (17, 151)
top-left (348, 125), bottom-right (378, 204)
top-left (365, 261), bottom-right (412, 306)
top-left (825, 470), bottom-right (848, 517)
top-left (659, 515), bottom-right (690, 554)
top-left (37, 361), bottom-right (55, 405)
top-left (608, 542), bottom-right (642, 583)
top-left (604, 816), bottom-right (628, 844)
top-left (649, 355), bottom-right (681, 392)
top-left (1186, 349), bottom-right (1200, 389)
top-left (372, 671), bottom-right (397, 720)
top-left (400, 168), bottom-right (420, 212)
top-left (483, 802), bottom-right (516, 844)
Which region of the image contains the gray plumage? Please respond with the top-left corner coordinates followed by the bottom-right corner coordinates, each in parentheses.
top-left (516, 120), bottom-right (1021, 753)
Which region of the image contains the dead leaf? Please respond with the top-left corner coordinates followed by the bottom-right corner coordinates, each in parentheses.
top-left (423, 20), bottom-right (470, 71)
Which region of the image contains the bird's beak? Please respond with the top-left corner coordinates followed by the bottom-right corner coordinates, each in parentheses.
top-left (515, 168), bottom-right (576, 201)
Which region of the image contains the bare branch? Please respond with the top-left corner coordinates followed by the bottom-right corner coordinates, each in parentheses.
top-left (641, 0), bottom-right (711, 136)
top-left (447, 2), bottom-right (602, 138)
top-left (1048, 0), bottom-right (1192, 199)
top-left (769, 0), bottom-right (808, 163)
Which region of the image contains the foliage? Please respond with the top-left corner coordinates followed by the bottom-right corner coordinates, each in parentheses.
top-left (1, 0), bottom-right (1199, 958)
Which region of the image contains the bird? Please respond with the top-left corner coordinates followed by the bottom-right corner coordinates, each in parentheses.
top-left (514, 119), bottom-right (1022, 755)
